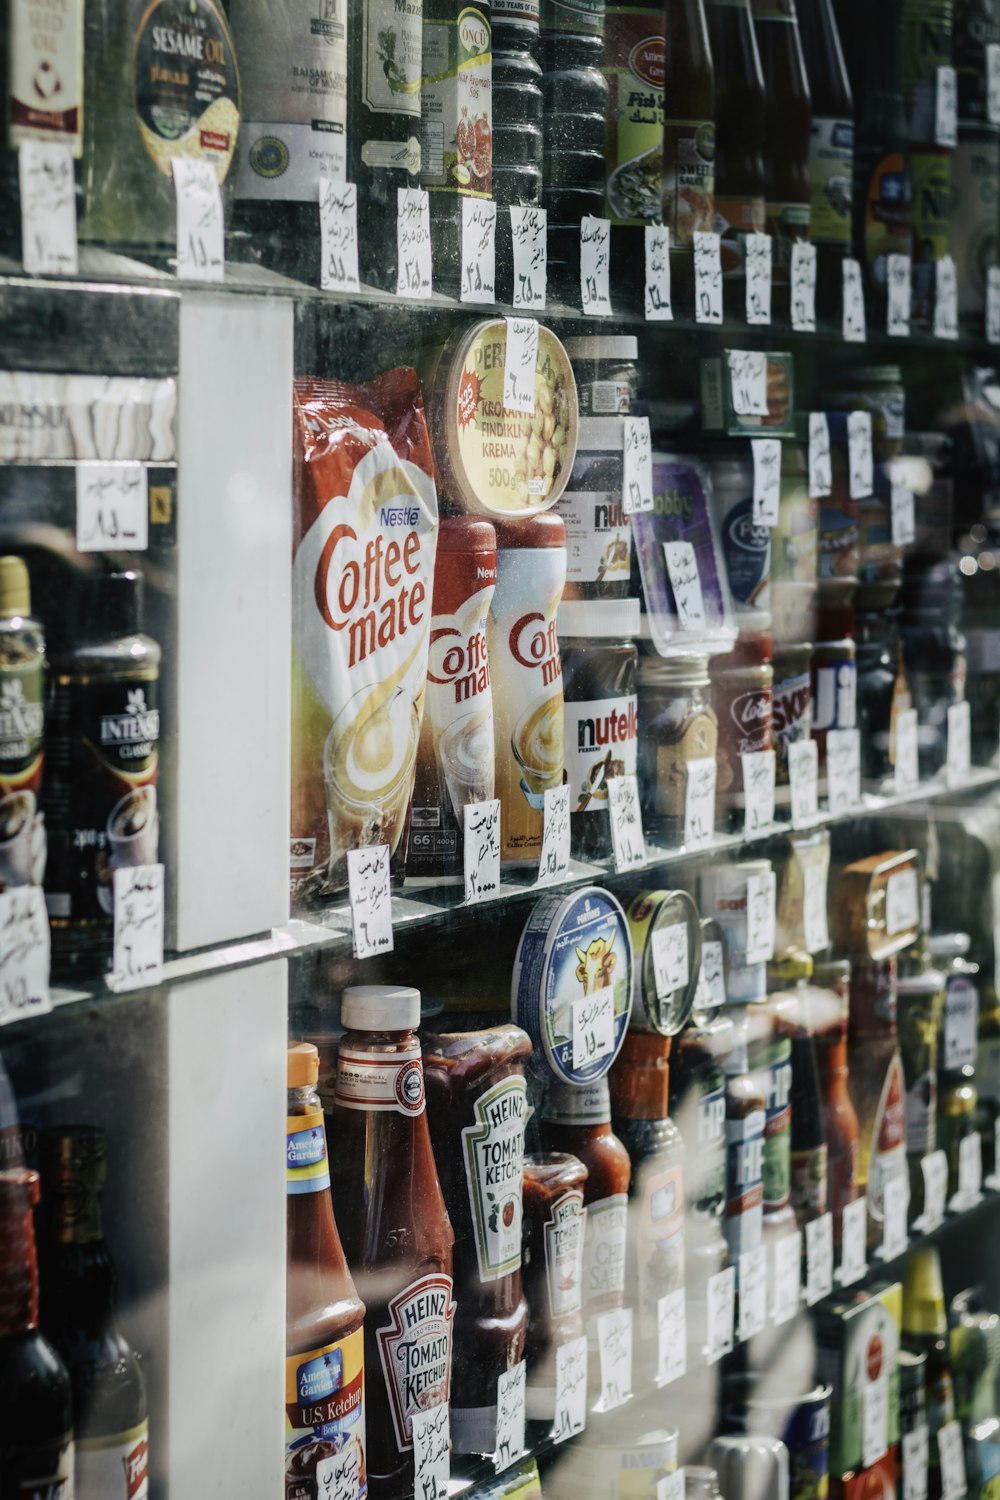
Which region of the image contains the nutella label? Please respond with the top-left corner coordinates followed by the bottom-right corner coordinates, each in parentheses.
top-left (564, 695), bottom-right (638, 813)
top-left (461, 1075), bottom-right (528, 1282)
top-left (376, 1274), bottom-right (455, 1451)
top-left (78, 1421), bottom-right (150, 1500)
top-left (556, 492), bottom-right (632, 585)
top-left (545, 1188), bottom-right (586, 1318)
top-left (335, 1043), bottom-right (426, 1115)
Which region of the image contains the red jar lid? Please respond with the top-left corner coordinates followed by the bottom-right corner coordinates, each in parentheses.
top-left (493, 514), bottom-right (566, 549)
top-left (438, 515), bottom-right (497, 552)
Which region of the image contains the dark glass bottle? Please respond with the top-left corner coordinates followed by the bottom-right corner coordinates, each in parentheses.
top-left (751, 0), bottom-right (812, 309)
top-left (904, 1246), bottom-right (957, 1500)
top-left (797, 0), bottom-right (854, 317)
top-left (705, 0), bottom-right (767, 309)
top-left (38, 1128), bottom-right (148, 1500)
top-left (789, 992), bottom-right (829, 1229)
top-left (492, 0), bottom-right (544, 291)
top-left (662, 0), bottom-right (716, 308)
top-left (0, 1168), bottom-right (75, 1496)
top-left (543, 0), bottom-right (608, 299)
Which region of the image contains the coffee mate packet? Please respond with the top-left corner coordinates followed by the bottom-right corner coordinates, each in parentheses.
top-left (291, 371), bottom-right (439, 902)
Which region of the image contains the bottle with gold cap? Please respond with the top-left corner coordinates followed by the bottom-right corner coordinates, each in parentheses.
top-left (903, 1245), bottom-right (956, 1500)
top-left (0, 555), bottom-right (45, 889)
top-left (38, 1126), bottom-right (148, 1500)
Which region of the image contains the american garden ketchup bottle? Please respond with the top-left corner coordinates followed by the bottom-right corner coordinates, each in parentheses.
top-left (336, 986), bottom-right (455, 1500)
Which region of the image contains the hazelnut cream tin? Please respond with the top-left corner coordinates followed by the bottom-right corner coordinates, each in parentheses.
top-left (512, 886), bottom-right (633, 1085)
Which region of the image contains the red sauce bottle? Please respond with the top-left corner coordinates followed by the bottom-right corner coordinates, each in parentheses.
top-left (334, 987), bottom-right (455, 1500)
top-left (810, 960), bottom-right (861, 1244)
top-left (286, 1043), bottom-right (367, 1500)
top-left (521, 1152), bottom-right (588, 1421)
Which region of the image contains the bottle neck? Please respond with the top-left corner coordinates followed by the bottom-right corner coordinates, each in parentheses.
top-left (0, 1197), bottom-right (39, 1336)
top-left (609, 1032), bottom-right (672, 1120)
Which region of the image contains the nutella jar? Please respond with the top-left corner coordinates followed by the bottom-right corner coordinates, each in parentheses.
top-left (564, 336), bottom-right (639, 416)
top-left (711, 631), bottom-right (774, 825)
top-left (559, 598), bottom-right (640, 861)
top-left (637, 653), bottom-right (718, 847)
top-left (772, 642), bottom-right (814, 789)
top-left (555, 419), bottom-right (632, 601)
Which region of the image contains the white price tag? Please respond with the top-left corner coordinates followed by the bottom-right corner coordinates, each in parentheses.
top-left (881, 1173), bottom-right (908, 1261)
top-left (412, 1404), bottom-right (450, 1500)
top-left (827, 728), bottom-right (861, 813)
top-left (863, 1376), bottom-right (890, 1468)
top-left (956, 1131), bottom-right (983, 1208)
top-left (75, 463), bottom-right (148, 552)
top-left (742, 749), bottom-right (776, 835)
top-left (664, 541), bottom-right (707, 630)
top-left (572, 985), bottom-right (616, 1070)
top-left (596, 1307), bottom-right (633, 1410)
top-left (694, 231), bottom-right (723, 324)
top-left (111, 863), bottom-right (164, 993)
top-left (887, 254), bottom-right (912, 337)
top-left (396, 187), bottom-right (432, 299)
top-left (839, 1195), bottom-right (868, 1286)
top-left (503, 316), bottom-right (539, 414)
top-left (809, 413), bottom-right (832, 498)
top-left (803, 859), bottom-right (830, 953)
top-left (644, 224), bottom-right (673, 320)
top-left (460, 199), bottom-right (497, 304)
top-left (886, 867), bottom-right (920, 937)
top-left (707, 1266), bottom-right (736, 1363)
top-left (791, 241), bottom-right (817, 332)
top-left (848, 411), bottom-right (874, 499)
top-left (903, 1424), bottom-right (930, 1500)
top-left (581, 215), bottom-right (612, 316)
top-left (920, 1150), bottom-right (948, 1232)
top-left (173, 157), bottom-right (224, 281)
top-left (346, 845), bottom-right (394, 960)
top-left (464, 799), bottom-right (501, 905)
top-left (944, 978), bottom-right (979, 1072)
top-left (510, 205), bottom-right (547, 310)
top-left (745, 233), bottom-right (772, 325)
top-left (319, 179), bottom-right (360, 294)
top-left (684, 756), bottom-right (717, 849)
top-left (537, 783), bottom-right (571, 887)
top-left (843, 258), bottom-right (867, 342)
top-left (988, 267), bottom-right (1000, 343)
top-left (806, 1213), bottom-right (834, 1305)
top-left (938, 1420), bottom-right (968, 1500)
top-left (947, 700), bottom-right (971, 787)
top-left (934, 254), bottom-right (959, 340)
top-left (18, 141), bottom-right (78, 277)
top-left (317, 1441), bottom-right (364, 1500)
top-left (936, 65), bottom-right (959, 146)
top-left (653, 922), bottom-right (689, 997)
top-left (495, 1362), bottom-right (526, 1472)
top-left (623, 415), bottom-right (654, 514)
top-left (728, 350), bottom-right (769, 417)
top-left (892, 483), bottom-right (917, 546)
top-left (608, 773), bottom-right (646, 872)
top-left (552, 1336), bottom-right (588, 1443)
top-left (745, 868), bottom-right (776, 965)
top-left (895, 707), bottom-right (920, 791)
top-left (738, 1246), bottom-right (767, 1342)
top-left (0, 887), bottom-right (51, 1027)
top-left (988, 43), bottom-right (1000, 124)
top-left (657, 1289), bottom-right (686, 1386)
top-left (789, 737), bottom-right (819, 827)
top-left (751, 438), bottom-right (782, 525)
top-left (771, 1232), bottom-right (802, 1326)
top-left (697, 939), bottom-right (727, 1012)
top-left (658, 1473), bottom-right (685, 1500)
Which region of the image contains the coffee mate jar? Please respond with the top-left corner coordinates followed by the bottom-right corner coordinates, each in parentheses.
top-left (425, 318), bottom-right (579, 519)
top-left (489, 515), bottom-right (567, 866)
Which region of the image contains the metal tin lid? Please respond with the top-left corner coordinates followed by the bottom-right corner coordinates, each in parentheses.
top-left (576, 415), bottom-right (627, 452)
top-left (896, 969), bottom-right (946, 996)
top-left (559, 597), bottom-right (640, 639)
top-left (637, 652), bottom-right (711, 687)
top-left (563, 336), bottom-right (639, 361)
top-left (710, 1436), bottom-right (790, 1500)
top-left (626, 888), bottom-right (702, 1036)
top-left (341, 985), bottom-right (421, 1030)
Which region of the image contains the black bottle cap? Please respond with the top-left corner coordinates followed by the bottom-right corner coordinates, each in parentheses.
top-left (84, 569), bottom-right (145, 644)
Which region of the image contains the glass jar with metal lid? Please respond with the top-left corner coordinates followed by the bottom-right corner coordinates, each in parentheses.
top-left (563, 335), bottom-right (639, 416)
top-left (832, 365), bottom-right (906, 460)
top-left (555, 417), bottom-right (631, 600)
top-left (637, 652), bottom-right (718, 846)
top-left (710, 630), bottom-right (774, 826)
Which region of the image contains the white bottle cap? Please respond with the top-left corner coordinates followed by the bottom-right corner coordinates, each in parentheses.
top-left (341, 985), bottom-right (421, 1031)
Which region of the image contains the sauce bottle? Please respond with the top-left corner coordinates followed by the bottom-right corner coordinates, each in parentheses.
top-left (847, 958), bottom-right (909, 1249)
top-left (602, 0), bottom-right (663, 301)
top-left (903, 1247), bottom-right (956, 1500)
top-left (521, 1152), bottom-right (588, 1421)
top-left (662, 0), bottom-right (716, 307)
top-left (287, 1042), bottom-right (367, 1500)
top-left (0, 1168), bottom-right (75, 1497)
top-left (797, 0), bottom-right (854, 317)
top-left (705, 0), bottom-right (767, 304)
top-left (752, 961), bottom-right (797, 1242)
top-left (751, 0), bottom-right (813, 303)
top-left (542, 0), bottom-right (608, 298)
top-left (896, 968), bottom-right (944, 1217)
top-left (0, 556), bottom-right (45, 889)
top-left (719, 1005), bottom-right (767, 1278)
top-left (787, 978), bottom-right (830, 1228)
top-left (810, 961), bottom-right (859, 1242)
top-left (338, 988), bottom-right (454, 1499)
top-left (848, 0), bottom-right (913, 318)
top-left (38, 1128), bottom-right (149, 1500)
top-left (423, 1025), bottom-right (531, 1455)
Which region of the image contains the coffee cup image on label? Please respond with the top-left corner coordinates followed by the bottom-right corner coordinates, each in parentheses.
top-left (96, 784), bottom-right (159, 915)
top-left (512, 695), bottom-right (564, 806)
top-left (0, 788), bottom-right (45, 889)
top-left (323, 685), bottom-right (421, 869)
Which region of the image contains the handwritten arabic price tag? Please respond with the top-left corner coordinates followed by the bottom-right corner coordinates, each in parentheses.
top-left (694, 231), bottom-right (723, 325)
top-left (537, 783), bottom-right (570, 887)
top-left (0, 888), bottom-right (50, 1027)
top-left (597, 1308), bottom-right (633, 1410)
top-left (803, 858), bottom-right (830, 953)
top-left (956, 1130), bottom-right (983, 1209)
top-left (839, 1196), bottom-right (868, 1286)
top-left (510, 206), bottom-right (547, 310)
top-left (863, 1375), bottom-right (890, 1469)
top-left (317, 1440), bottom-right (364, 1500)
top-left (346, 845), bottom-right (393, 960)
top-left (461, 199), bottom-right (497, 304)
top-left (319, 179), bottom-right (360, 294)
top-left (751, 437), bottom-right (782, 525)
top-left (920, 1150), bottom-right (948, 1233)
top-left (608, 773), bottom-right (646, 872)
top-left (887, 254), bottom-right (912, 337)
top-left (989, 268), bottom-right (1000, 343)
top-left (842, 258), bottom-right (867, 343)
top-left (173, 158), bottom-right (224, 282)
top-left (789, 738), bottom-right (819, 827)
top-left (645, 225), bottom-right (673, 320)
top-left (706, 1266), bottom-right (735, 1364)
top-left (652, 923), bottom-right (689, 996)
top-left (396, 188), bottom-right (432, 298)
top-left (728, 350), bottom-right (769, 417)
top-left (903, 1425), bottom-right (930, 1500)
top-left (503, 316), bottom-right (539, 415)
top-left (742, 749), bottom-right (776, 835)
top-left (697, 939), bottom-right (727, 1012)
top-left (792, 241), bottom-right (817, 332)
top-left (581, 215), bottom-right (612, 316)
top-left (936, 64), bottom-right (958, 147)
top-left (892, 483), bottom-right (916, 547)
top-left (552, 1335), bottom-right (588, 1442)
top-left (947, 700), bottom-right (971, 787)
top-left (934, 254), bottom-right (959, 340)
top-left (412, 1404), bottom-right (450, 1500)
top-left (738, 1246), bottom-right (767, 1342)
top-left (76, 464), bottom-right (148, 553)
top-left (657, 1289), bottom-right (686, 1386)
top-left (684, 755), bottom-right (716, 849)
top-left (886, 867), bottom-right (919, 937)
top-left (111, 863), bottom-right (164, 993)
top-left (848, 411), bottom-right (874, 499)
top-left (19, 141), bottom-right (78, 277)
top-left (806, 1213), bottom-right (834, 1305)
top-left (895, 707), bottom-right (920, 792)
top-left (623, 415), bottom-right (653, 514)
top-left (989, 43), bottom-right (1000, 124)
top-left (772, 1232), bottom-right (802, 1326)
top-left (658, 1473), bottom-right (685, 1500)
top-left (664, 541), bottom-right (707, 631)
top-left (809, 413), bottom-right (832, 498)
top-left (745, 868), bottom-right (776, 965)
top-left (745, 233), bottom-right (772, 325)
top-left (881, 1173), bottom-right (908, 1262)
top-left (572, 985), bottom-right (616, 1070)
top-left (938, 1421), bottom-right (967, 1500)
top-left (464, 798), bottom-right (501, 905)
top-left (495, 1362), bottom-right (526, 1472)
top-left (827, 728), bottom-right (861, 814)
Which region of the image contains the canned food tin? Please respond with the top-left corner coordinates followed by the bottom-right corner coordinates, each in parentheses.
top-left (626, 888), bottom-right (702, 1035)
